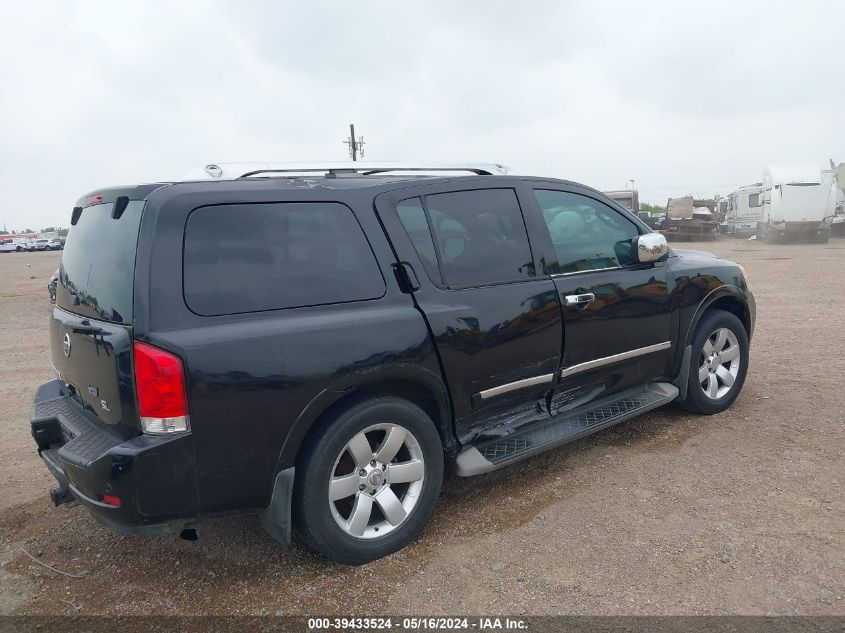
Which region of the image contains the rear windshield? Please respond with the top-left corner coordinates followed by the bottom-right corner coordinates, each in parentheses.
top-left (57, 200), bottom-right (143, 324)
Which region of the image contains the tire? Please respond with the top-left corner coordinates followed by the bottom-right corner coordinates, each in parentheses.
top-left (677, 310), bottom-right (749, 415)
top-left (292, 396), bottom-right (444, 565)
top-left (764, 228), bottom-right (779, 244)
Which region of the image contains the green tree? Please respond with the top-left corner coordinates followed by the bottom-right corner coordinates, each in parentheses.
top-left (639, 202), bottom-right (665, 215)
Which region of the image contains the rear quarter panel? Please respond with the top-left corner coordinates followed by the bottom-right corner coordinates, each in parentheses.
top-left (135, 184), bottom-right (446, 513)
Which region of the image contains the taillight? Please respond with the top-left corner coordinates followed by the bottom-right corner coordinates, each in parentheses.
top-left (133, 341), bottom-right (189, 434)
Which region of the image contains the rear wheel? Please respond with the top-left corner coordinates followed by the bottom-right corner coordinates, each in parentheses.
top-left (678, 310), bottom-right (749, 414)
top-left (763, 227), bottom-right (779, 244)
top-left (292, 396), bottom-right (443, 565)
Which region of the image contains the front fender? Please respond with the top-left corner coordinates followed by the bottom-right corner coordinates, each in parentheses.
top-left (682, 284), bottom-right (752, 349)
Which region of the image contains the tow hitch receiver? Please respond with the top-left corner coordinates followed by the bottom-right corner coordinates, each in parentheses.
top-left (50, 485), bottom-right (77, 507)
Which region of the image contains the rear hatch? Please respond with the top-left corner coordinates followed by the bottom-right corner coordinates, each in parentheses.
top-left (52, 191), bottom-right (148, 433)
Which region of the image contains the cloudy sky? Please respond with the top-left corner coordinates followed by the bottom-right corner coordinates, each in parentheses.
top-left (1, 0), bottom-right (842, 230)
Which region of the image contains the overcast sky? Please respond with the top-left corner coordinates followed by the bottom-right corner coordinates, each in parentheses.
top-left (1, 0), bottom-right (842, 230)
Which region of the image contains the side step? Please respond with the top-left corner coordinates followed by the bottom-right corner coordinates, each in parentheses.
top-left (454, 382), bottom-right (678, 476)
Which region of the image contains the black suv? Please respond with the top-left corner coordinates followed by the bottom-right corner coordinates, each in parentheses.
top-left (30, 163), bottom-right (755, 564)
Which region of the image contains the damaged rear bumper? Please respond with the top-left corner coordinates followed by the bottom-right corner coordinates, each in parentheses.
top-left (30, 380), bottom-right (199, 536)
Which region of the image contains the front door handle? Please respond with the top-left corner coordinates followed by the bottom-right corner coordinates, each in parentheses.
top-left (564, 292), bottom-right (596, 307)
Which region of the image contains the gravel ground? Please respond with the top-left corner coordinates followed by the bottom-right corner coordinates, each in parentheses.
top-left (0, 240), bottom-right (842, 616)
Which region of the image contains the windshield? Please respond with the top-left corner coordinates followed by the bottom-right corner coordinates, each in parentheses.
top-left (56, 200), bottom-right (143, 324)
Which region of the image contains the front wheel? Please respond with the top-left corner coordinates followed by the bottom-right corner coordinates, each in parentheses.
top-left (678, 310), bottom-right (749, 414)
top-left (292, 396), bottom-right (443, 565)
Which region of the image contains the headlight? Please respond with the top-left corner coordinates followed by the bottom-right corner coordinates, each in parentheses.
top-left (738, 264), bottom-right (750, 288)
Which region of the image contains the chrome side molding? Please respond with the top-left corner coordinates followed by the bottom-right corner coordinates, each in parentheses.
top-left (560, 341), bottom-right (671, 379)
top-left (478, 342), bottom-right (672, 399)
top-left (478, 373), bottom-right (555, 400)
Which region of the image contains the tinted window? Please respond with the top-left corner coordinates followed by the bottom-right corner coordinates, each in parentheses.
top-left (183, 202), bottom-right (385, 316)
top-left (748, 192), bottom-right (761, 207)
top-left (396, 197), bottom-right (442, 285)
top-left (423, 189), bottom-right (533, 288)
top-left (58, 200), bottom-right (144, 323)
top-left (533, 190), bottom-right (639, 273)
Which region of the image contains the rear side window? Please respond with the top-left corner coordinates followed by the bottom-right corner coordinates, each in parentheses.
top-left (419, 189), bottom-right (534, 288)
top-left (183, 202), bottom-right (385, 316)
top-left (58, 200), bottom-right (144, 324)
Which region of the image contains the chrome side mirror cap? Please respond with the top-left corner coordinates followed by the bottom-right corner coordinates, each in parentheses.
top-left (634, 233), bottom-right (669, 263)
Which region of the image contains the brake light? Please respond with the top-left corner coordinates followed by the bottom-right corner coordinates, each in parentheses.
top-left (133, 341), bottom-right (189, 434)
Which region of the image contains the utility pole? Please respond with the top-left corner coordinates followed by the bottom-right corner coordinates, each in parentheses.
top-left (344, 123), bottom-right (365, 161)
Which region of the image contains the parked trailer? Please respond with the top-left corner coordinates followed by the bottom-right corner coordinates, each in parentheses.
top-left (726, 184), bottom-right (763, 236)
top-left (832, 163), bottom-right (845, 237)
top-left (758, 163), bottom-right (835, 243)
top-left (663, 196), bottom-right (718, 241)
top-left (604, 190), bottom-right (640, 214)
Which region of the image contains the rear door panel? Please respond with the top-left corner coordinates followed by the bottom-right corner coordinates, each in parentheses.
top-left (375, 181), bottom-right (564, 444)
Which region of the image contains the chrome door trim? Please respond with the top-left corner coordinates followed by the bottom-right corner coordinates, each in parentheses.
top-left (560, 341), bottom-right (672, 379)
top-left (551, 266), bottom-right (621, 279)
top-left (478, 373), bottom-right (555, 400)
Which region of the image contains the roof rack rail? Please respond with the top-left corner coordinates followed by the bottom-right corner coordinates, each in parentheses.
top-left (178, 162), bottom-right (510, 181)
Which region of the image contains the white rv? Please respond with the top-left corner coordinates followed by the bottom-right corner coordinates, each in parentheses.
top-left (726, 184), bottom-right (763, 236)
top-left (831, 163), bottom-right (845, 236)
top-left (759, 163), bottom-right (835, 243)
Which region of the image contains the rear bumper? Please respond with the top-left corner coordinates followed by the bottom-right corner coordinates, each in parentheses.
top-left (31, 380), bottom-right (199, 535)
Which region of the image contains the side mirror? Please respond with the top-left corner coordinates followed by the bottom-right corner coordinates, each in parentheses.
top-left (634, 233), bottom-right (668, 263)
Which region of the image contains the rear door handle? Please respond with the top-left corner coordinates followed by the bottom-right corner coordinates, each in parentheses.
top-left (393, 262), bottom-right (420, 293)
top-left (564, 293), bottom-right (595, 307)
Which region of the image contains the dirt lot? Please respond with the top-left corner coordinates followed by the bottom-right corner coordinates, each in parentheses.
top-left (0, 240), bottom-right (842, 616)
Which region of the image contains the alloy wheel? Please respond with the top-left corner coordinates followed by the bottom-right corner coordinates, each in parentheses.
top-left (698, 327), bottom-right (741, 400)
top-left (328, 423), bottom-right (425, 539)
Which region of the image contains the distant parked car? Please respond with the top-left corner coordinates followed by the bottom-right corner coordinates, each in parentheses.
top-left (638, 215), bottom-right (664, 230)
top-left (31, 239), bottom-right (50, 251)
top-left (47, 238), bottom-right (63, 250)
top-left (0, 237), bottom-right (33, 252)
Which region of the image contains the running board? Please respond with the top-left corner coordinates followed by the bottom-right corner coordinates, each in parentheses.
top-left (454, 382), bottom-right (678, 476)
